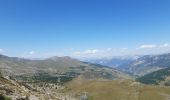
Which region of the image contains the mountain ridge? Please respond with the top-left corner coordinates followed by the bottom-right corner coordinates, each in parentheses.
top-left (87, 53), bottom-right (170, 76)
top-left (0, 54), bottom-right (130, 83)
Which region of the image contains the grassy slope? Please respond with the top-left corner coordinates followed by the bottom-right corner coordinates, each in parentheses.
top-left (137, 67), bottom-right (170, 85)
top-left (0, 55), bottom-right (130, 81)
top-left (64, 78), bottom-right (170, 100)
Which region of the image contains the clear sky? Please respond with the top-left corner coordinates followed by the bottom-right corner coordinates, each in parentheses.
top-left (0, 0), bottom-right (170, 59)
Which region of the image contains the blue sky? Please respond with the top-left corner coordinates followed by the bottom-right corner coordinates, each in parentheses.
top-left (0, 0), bottom-right (170, 58)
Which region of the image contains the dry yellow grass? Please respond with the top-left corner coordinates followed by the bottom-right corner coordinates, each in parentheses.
top-left (64, 78), bottom-right (170, 100)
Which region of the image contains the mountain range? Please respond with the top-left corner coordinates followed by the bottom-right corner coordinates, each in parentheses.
top-left (1, 53), bottom-right (170, 99)
top-left (0, 54), bottom-right (129, 83)
top-left (1, 53), bottom-right (170, 82)
top-left (89, 53), bottom-right (170, 76)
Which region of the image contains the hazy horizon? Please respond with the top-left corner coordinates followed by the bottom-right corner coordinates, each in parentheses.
top-left (0, 0), bottom-right (170, 59)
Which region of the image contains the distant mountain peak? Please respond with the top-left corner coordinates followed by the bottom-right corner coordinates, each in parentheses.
top-left (47, 56), bottom-right (77, 61)
top-left (0, 54), bottom-right (9, 58)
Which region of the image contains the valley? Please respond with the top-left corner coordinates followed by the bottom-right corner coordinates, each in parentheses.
top-left (90, 53), bottom-right (170, 76)
top-left (0, 54), bottom-right (170, 100)
top-left (1, 0), bottom-right (169, 99)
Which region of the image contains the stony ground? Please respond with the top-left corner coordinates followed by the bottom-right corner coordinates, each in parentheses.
top-left (1, 76), bottom-right (170, 100)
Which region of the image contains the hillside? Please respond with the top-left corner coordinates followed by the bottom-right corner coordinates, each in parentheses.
top-left (0, 54), bottom-right (129, 83)
top-left (0, 71), bottom-right (79, 100)
top-left (89, 53), bottom-right (170, 76)
top-left (63, 78), bottom-right (170, 100)
top-left (0, 71), bottom-right (43, 100)
top-left (116, 53), bottom-right (170, 76)
top-left (1, 54), bottom-right (170, 100)
top-left (137, 67), bottom-right (170, 85)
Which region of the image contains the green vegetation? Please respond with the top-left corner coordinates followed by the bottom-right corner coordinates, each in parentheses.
top-left (137, 67), bottom-right (170, 85)
top-left (164, 81), bottom-right (170, 86)
top-left (0, 95), bottom-right (11, 100)
top-left (14, 72), bottom-right (77, 83)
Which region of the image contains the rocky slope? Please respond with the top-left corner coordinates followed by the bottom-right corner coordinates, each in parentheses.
top-left (0, 71), bottom-right (78, 100)
top-left (0, 54), bottom-right (131, 100)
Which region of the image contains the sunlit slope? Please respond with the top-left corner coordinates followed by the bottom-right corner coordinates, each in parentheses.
top-left (65, 78), bottom-right (170, 100)
top-left (0, 54), bottom-right (130, 83)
